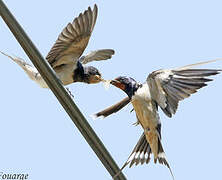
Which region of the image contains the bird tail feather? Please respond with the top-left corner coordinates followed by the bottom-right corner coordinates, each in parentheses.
top-left (156, 137), bottom-right (175, 180)
top-left (113, 133), bottom-right (174, 180)
top-left (0, 51), bottom-right (46, 88)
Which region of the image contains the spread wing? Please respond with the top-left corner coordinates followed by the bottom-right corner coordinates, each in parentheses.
top-left (46, 4), bottom-right (98, 68)
top-left (80, 49), bottom-right (115, 64)
top-left (147, 59), bottom-right (221, 117)
top-left (92, 97), bottom-right (130, 118)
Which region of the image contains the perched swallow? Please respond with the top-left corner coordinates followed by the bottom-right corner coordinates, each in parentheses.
top-left (97, 59), bottom-right (222, 179)
top-left (1, 4), bottom-right (114, 88)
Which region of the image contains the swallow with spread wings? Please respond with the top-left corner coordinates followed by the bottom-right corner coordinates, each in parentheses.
top-left (1, 4), bottom-right (114, 89)
top-left (94, 59), bottom-right (221, 179)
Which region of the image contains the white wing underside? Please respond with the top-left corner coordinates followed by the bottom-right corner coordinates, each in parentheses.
top-left (147, 59), bottom-right (222, 117)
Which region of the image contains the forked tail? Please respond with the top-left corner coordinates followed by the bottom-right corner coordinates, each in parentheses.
top-left (113, 133), bottom-right (174, 180)
top-left (156, 137), bottom-right (174, 180)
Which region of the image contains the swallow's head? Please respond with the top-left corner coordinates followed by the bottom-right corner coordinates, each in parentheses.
top-left (111, 76), bottom-right (139, 98)
top-left (84, 66), bottom-right (102, 84)
top-left (73, 62), bottom-right (102, 84)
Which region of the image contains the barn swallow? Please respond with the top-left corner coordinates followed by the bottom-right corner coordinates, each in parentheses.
top-left (1, 4), bottom-right (114, 89)
top-left (97, 59), bottom-right (222, 179)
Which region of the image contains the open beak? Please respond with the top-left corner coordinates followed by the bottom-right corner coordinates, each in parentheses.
top-left (89, 75), bottom-right (103, 84)
top-left (110, 80), bottom-right (126, 91)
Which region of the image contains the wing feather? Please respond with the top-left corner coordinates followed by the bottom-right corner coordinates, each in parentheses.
top-left (92, 97), bottom-right (130, 118)
top-left (80, 49), bottom-right (115, 64)
top-left (46, 4), bottom-right (98, 68)
top-left (147, 60), bottom-right (221, 117)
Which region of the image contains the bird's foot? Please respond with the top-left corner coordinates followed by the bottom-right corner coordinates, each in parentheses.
top-left (66, 88), bottom-right (74, 98)
top-left (132, 120), bottom-right (140, 126)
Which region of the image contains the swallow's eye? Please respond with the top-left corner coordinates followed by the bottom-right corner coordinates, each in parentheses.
top-left (118, 77), bottom-right (125, 82)
top-left (115, 76), bottom-right (127, 83)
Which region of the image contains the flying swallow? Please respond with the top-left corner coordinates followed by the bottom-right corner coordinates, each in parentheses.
top-left (1, 4), bottom-right (114, 89)
top-left (96, 59), bottom-right (222, 179)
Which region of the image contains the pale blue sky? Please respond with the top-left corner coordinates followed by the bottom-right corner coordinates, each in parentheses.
top-left (0, 0), bottom-right (222, 179)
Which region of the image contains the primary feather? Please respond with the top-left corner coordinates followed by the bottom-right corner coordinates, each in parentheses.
top-left (46, 5), bottom-right (98, 68)
top-left (147, 63), bottom-right (221, 117)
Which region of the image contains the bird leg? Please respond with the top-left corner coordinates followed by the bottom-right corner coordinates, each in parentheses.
top-left (66, 88), bottom-right (74, 98)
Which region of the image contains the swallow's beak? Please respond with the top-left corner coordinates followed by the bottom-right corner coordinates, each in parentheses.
top-left (110, 79), bottom-right (118, 85)
top-left (89, 74), bottom-right (103, 84)
top-left (111, 80), bottom-right (126, 91)
top-left (95, 75), bottom-right (103, 81)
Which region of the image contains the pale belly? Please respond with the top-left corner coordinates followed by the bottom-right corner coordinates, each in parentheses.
top-left (132, 99), bottom-right (158, 130)
top-left (131, 84), bottom-right (161, 159)
top-left (132, 98), bottom-right (160, 158)
top-left (54, 64), bottom-right (75, 86)
top-left (56, 71), bottom-right (74, 85)
top-left (35, 64), bottom-right (75, 88)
